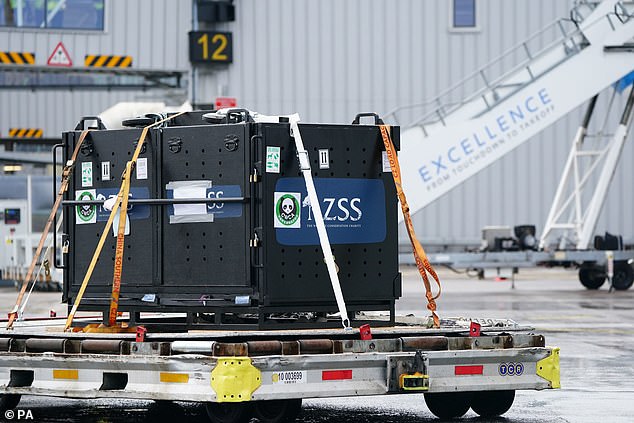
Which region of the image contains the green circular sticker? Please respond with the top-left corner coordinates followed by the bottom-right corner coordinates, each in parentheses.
top-left (276, 194), bottom-right (300, 226)
top-left (76, 191), bottom-right (96, 223)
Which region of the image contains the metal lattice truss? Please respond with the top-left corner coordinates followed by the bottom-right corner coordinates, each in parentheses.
top-left (540, 87), bottom-right (634, 250)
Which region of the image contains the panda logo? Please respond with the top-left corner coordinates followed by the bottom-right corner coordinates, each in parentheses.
top-left (275, 194), bottom-right (300, 227)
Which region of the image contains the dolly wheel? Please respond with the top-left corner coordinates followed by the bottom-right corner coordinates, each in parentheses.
top-left (424, 392), bottom-right (471, 419)
top-left (471, 390), bottom-right (515, 417)
top-left (612, 261), bottom-right (634, 290)
top-left (147, 400), bottom-right (184, 419)
top-left (0, 394), bottom-right (21, 413)
top-left (253, 399), bottom-right (302, 423)
top-left (205, 402), bottom-right (252, 423)
top-left (578, 264), bottom-right (606, 289)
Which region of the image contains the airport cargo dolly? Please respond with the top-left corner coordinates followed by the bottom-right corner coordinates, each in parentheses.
top-left (0, 317), bottom-right (559, 421)
top-left (1, 111), bottom-right (559, 421)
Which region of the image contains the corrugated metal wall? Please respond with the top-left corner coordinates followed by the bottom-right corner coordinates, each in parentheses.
top-left (2, 0), bottom-right (632, 245)
top-left (197, 0), bottom-right (634, 246)
top-left (198, 1), bottom-right (570, 121)
top-left (0, 0), bottom-right (190, 137)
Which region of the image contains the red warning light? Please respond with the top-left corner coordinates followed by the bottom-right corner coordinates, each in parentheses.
top-left (215, 97), bottom-right (237, 109)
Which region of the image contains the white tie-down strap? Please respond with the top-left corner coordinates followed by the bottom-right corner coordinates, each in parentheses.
top-left (288, 115), bottom-right (351, 330)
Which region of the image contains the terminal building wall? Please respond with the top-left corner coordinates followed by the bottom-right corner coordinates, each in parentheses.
top-left (197, 0), bottom-right (634, 247)
top-left (2, 0), bottom-right (632, 246)
top-left (0, 0), bottom-right (190, 137)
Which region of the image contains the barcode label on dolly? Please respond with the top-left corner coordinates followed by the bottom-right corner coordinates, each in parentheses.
top-left (271, 370), bottom-right (307, 384)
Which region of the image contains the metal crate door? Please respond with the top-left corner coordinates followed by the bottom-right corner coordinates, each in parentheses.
top-left (261, 124), bottom-right (400, 306)
top-left (160, 124), bottom-right (250, 290)
top-left (66, 128), bottom-right (157, 299)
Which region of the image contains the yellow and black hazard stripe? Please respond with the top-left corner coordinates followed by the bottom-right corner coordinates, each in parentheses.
top-left (0, 52), bottom-right (35, 65)
top-left (84, 55), bottom-right (133, 68)
top-left (9, 128), bottom-right (43, 138)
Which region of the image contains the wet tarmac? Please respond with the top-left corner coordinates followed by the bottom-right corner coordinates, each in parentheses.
top-left (1, 267), bottom-right (633, 422)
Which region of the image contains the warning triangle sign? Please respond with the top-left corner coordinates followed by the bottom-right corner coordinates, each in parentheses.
top-left (47, 42), bottom-right (73, 67)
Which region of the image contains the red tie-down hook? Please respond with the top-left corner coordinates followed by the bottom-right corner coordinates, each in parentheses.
top-left (359, 324), bottom-right (372, 340)
top-left (136, 326), bottom-right (147, 342)
top-left (470, 321), bottom-right (481, 337)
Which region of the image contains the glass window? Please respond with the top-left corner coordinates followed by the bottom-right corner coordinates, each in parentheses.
top-left (0, 0), bottom-right (104, 30)
top-left (47, 0), bottom-right (104, 30)
top-left (1, 0), bottom-right (45, 28)
top-left (453, 0), bottom-right (476, 29)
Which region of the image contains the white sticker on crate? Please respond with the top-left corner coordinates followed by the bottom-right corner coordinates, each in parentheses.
top-left (112, 213), bottom-right (130, 236)
top-left (165, 181), bottom-right (215, 224)
top-left (274, 192), bottom-right (301, 229)
top-left (271, 371), bottom-right (307, 384)
top-left (101, 161), bottom-right (110, 181)
top-left (319, 149), bottom-right (330, 169)
top-left (266, 146), bottom-right (281, 173)
top-left (81, 162), bottom-right (93, 187)
top-left (75, 189), bottom-right (96, 224)
top-left (173, 185), bottom-right (207, 216)
top-left (136, 157), bottom-right (148, 180)
top-left (382, 151), bottom-right (392, 173)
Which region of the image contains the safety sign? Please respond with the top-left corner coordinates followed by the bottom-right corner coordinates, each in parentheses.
top-left (47, 42), bottom-right (72, 67)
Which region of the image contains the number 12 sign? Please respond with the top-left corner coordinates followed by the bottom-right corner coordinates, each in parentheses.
top-left (189, 31), bottom-right (233, 64)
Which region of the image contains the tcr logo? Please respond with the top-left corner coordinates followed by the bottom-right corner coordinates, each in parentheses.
top-left (303, 197), bottom-right (362, 222)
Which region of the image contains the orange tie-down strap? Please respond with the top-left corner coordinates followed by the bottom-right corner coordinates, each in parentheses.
top-left (6, 129), bottom-right (92, 329)
top-left (379, 125), bottom-right (441, 328)
top-left (65, 112), bottom-right (187, 331)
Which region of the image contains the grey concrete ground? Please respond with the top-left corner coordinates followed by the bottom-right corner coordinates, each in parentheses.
top-left (1, 266), bottom-right (633, 422)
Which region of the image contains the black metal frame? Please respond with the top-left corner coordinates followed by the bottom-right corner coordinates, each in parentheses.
top-left (0, 65), bottom-right (184, 90)
top-left (69, 302), bottom-right (397, 331)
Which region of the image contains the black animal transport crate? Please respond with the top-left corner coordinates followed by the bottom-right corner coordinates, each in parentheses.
top-left (61, 111), bottom-right (401, 329)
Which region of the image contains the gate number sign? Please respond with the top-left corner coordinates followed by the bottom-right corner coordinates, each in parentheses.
top-left (189, 31), bottom-right (233, 64)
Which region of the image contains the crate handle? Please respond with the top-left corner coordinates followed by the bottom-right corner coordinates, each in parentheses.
top-left (351, 112), bottom-right (384, 125)
top-left (74, 116), bottom-right (106, 131)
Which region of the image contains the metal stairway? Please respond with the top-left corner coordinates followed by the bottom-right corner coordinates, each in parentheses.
top-left (387, 0), bottom-right (634, 220)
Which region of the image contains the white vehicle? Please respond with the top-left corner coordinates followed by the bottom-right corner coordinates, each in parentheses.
top-left (0, 177), bottom-right (62, 291)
